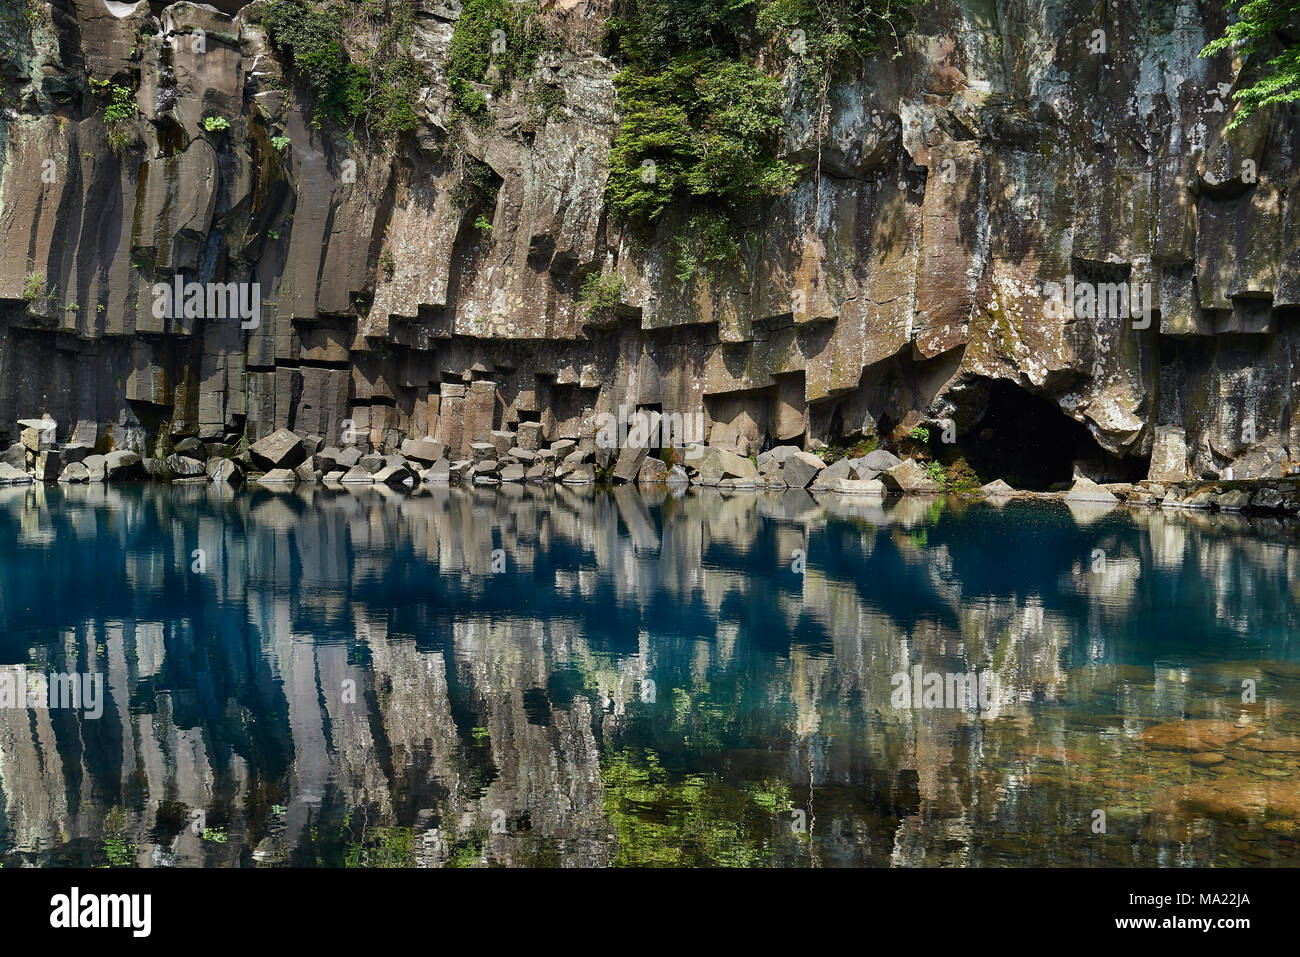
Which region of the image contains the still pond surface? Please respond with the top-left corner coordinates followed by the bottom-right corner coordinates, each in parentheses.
top-left (1, 482), bottom-right (1298, 866)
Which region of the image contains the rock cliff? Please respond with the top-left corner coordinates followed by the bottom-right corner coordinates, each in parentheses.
top-left (1, 0), bottom-right (1297, 486)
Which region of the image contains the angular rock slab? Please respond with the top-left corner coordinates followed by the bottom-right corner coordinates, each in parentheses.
top-left (250, 428), bottom-right (307, 471)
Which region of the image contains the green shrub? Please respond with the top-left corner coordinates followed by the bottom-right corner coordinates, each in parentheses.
top-left (270, 135), bottom-right (291, 151)
top-left (606, 52), bottom-right (799, 228)
top-left (578, 271), bottom-right (624, 322)
top-left (203, 115), bottom-right (231, 133)
top-left (103, 806), bottom-right (136, 867)
top-left (944, 457), bottom-right (982, 493)
top-left (445, 0), bottom-right (549, 117)
top-left (908, 426), bottom-right (930, 443)
top-left (89, 77), bottom-right (138, 153)
top-left (452, 157), bottom-right (500, 210)
top-left (603, 0), bottom-right (919, 274)
top-left (260, 0), bottom-right (424, 140)
top-left (22, 272), bottom-right (45, 302)
top-left (755, 0), bottom-right (919, 74)
top-left (671, 211), bottom-right (747, 282)
top-left (89, 77), bottom-right (136, 123)
top-left (815, 434), bottom-right (878, 464)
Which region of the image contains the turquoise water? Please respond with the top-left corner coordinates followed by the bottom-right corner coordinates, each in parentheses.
top-left (0, 483), bottom-right (1298, 866)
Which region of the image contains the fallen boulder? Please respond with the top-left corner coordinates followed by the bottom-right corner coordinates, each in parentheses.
top-left (981, 479), bottom-right (1015, 496)
top-left (779, 451), bottom-right (824, 489)
top-left (104, 450), bottom-right (144, 480)
top-left (878, 459), bottom-right (942, 493)
top-left (250, 429), bottom-right (306, 471)
top-left (613, 441), bottom-right (650, 482)
top-left (637, 457), bottom-right (669, 483)
top-left (421, 459), bottom-right (451, 484)
top-left (83, 454), bottom-right (107, 482)
top-left (0, 463), bottom-right (32, 485)
top-left (1065, 476), bottom-right (1119, 504)
top-left (401, 438), bottom-right (446, 463)
top-left (257, 468), bottom-right (299, 486)
top-left (207, 458), bottom-right (242, 483)
top-left (57, 462), bottom-right (91, 483)
top-left (166, 454), bottom-right (207, 477)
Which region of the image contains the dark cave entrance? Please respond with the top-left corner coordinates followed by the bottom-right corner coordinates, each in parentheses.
top-left (953, 380), bottom-right (1141, 491)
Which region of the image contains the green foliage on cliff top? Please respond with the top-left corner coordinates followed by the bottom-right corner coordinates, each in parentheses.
top-left (258, 0), bottom-right (424, 141)
top-left (604, 0), bottom-right (920, 276)
top-left (1201, 0), bottom-right (1300, 129)
top-left (446, 0), bottom-right (549, 120)
top-left (757, 0), bottom-right (916, 73)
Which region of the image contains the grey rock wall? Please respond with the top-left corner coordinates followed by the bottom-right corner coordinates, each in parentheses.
top-left (0, 0), bottom-right (1297, 482)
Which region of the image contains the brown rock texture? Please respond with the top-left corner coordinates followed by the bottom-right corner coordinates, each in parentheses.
top-left (0, 0), bottom-right (1297, 484)
top-left (1140, 718), bottom-right (1256, 752)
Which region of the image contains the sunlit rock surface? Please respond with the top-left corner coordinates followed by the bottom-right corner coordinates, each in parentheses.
top-left (0, 1), bottom-right (1296, 483)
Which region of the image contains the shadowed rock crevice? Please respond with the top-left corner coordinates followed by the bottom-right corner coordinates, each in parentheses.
top-left (953, 378), bottom-right (1144, 490)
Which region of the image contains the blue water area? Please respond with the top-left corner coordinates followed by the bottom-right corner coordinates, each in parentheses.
top-left (0, 482), bottom-right (1297, 867)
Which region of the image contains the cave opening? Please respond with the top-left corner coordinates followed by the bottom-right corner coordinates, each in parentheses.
top-left (953, 380), bottom-right (1138, 491)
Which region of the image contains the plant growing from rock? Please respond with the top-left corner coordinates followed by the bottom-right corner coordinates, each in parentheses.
top-left (25, 0), bottom-right (43, 28)
top-left (577, 271), bottom-right (624, 323)
top-left (22, 272), bottom-right (45, 302)
top-left (89, 77), bottom-right (138, 154)
top-left (445, 0), bottom-right (551, 120)
top-left (604, 0), bottom-right (921, 275)
top-left (1201, 0), bottom-right (1300, 129)
top-left (671, 212), bottom-right (745, 281)
top-left (815, 434), bottom-right (878, 464)
top-left (259, 0), bottom-right (425, 142)
top-left (452, 157), bottom-right (500, 212)
top-left (102, 805), bottom-right (136, 867)
top-left (204, 115), bottom-right (231, 133)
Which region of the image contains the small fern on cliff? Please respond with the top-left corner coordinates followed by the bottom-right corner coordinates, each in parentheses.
top-left (89, 77), bottom-right (138, 154)
top-left (22, 272), bottom-right (45, 302)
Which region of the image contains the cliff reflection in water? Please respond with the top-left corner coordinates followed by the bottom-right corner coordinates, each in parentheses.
top-left (1, 482), bottom-right (1299, 867)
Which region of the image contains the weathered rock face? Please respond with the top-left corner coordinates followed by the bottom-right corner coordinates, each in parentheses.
top-left (0, 0), bottom-right (1297, 487)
